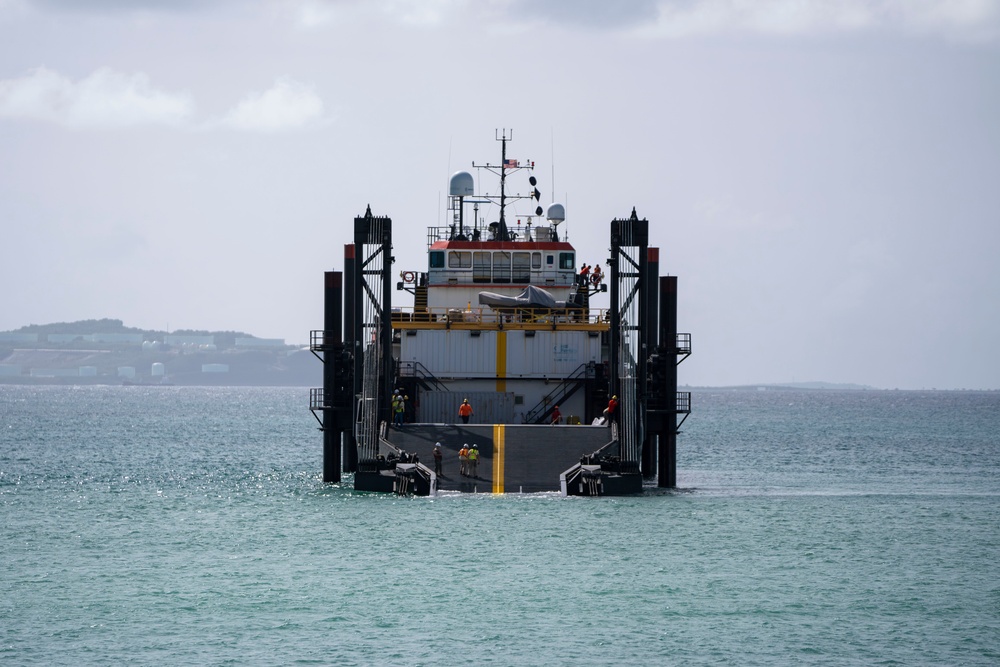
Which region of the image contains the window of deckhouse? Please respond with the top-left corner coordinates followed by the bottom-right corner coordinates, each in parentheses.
top-left (473, 252), bottom-right (491, 283)
top-left (449, 251), bottom-right (472, 269)
top-left (494, 251), bottom-right (512, 283)
top-left (512, 252), bottom-right (531, 283)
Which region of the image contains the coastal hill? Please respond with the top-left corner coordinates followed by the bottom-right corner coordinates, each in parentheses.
top-left (3, 320), bottom-right (882, 391)
top-left (0, 319), bottom-right (320, 386)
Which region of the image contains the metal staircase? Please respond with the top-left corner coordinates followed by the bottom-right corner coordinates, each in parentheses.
top-left (522, 363), bottom-right (593, 424)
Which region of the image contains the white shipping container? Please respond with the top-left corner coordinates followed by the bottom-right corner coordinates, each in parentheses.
top-left (400, 329), bottom-right (601, 381)
top-left (505, 330), bottom-right (601, 378)
top-left (399, 330), bottom-right (496, 378)
top-left (417, 390), bottom-right (514, 424)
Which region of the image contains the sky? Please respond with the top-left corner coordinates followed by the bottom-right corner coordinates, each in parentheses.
top-left (1, 0), bottom-right (998, 390)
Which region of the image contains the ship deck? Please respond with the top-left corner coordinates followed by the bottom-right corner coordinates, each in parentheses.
top-left (383, 423), bottom-right (618, 493)
top-left (391, 307), bottom-right (609, 332)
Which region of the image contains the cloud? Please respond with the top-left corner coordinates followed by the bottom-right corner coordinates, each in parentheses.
top-left (375, 0), bottom-right (456, 25)
top-left (219, 77), bottom-right (326, 132)
top-left (643, 0), bottom-right (1000, 39)
top-left (291, 0), bottom-right (341, 28)
top-left (0, 0), bottom-right (28, 17)
top-left (0, 68), bottom-right (327, 133)
top-left (894, 0), bottom-right (1000, 33)
top-left (505, 0), bottom-right (661, 29)
top-left (11, 0), bottom-right (1000, 38)
top-left (30, 0), bottom-right (219, 13)
top-left (288, 0), bottom-right (456, 28)
top-left (283, 0), bottom-right (1000, 39)
top-left (0, 67), bottom-right (194, 127)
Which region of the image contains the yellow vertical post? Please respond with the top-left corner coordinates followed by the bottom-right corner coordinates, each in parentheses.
top-left (492, 424), bottom-right (505, 494)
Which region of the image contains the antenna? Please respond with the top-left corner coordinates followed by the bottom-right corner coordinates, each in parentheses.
top-left (469, 129), bottom-right (542, 242)
top-left (551, 127), bottom-right (555, 208)
top-left (564, 192), bottom-right (569, 242)
top-left (498, 128), bottom-right (510, 242)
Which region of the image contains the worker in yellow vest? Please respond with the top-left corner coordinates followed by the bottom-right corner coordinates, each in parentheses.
top-left (467, 444), bottom-right (480, 479)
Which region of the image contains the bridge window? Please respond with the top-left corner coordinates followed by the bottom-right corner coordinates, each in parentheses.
top-left (494, 251), bottom-right (511, 283)
top-left (449, 251), bottom-right (472, 268)
top-left (532, 252), bottom-right (542, 269)
top-left (429, 251), bottom-right (444, 268)
top-left (559, 252), bottom-right (575, 270)
top-left (473, 252), bottom-right (491, 283)
top-left (512, 252), bottom-right (531, 283)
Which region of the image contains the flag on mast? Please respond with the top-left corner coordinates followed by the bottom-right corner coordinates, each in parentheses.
top-left (503, 158), bottom-right (518, 169)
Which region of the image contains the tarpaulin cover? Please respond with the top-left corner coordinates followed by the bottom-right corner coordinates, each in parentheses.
top-left (477, 285), bottom-right (567, 309)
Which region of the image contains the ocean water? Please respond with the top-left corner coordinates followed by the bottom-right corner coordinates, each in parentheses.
top-left (2, 385), bottom-right (999, 666)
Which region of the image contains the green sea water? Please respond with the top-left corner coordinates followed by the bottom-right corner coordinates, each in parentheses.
top-left (2, 386), bottom-right (999, 665)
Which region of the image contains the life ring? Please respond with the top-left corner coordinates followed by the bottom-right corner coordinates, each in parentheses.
top-left (590, 273), bottom-right (602, 286)
top-left (402, 271), bottom-right (416, 284)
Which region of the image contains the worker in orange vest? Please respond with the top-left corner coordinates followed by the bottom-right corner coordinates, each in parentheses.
top-left (458, 398), bottom-right (473, 424)
top-left (591, 264), bottom-right (603, 285)
top-left (459, 444), bottom-right (470, 476)
top-left (603, 395), bottom-right (618, 426)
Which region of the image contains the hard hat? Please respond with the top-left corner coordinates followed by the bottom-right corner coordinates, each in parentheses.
top-left (612, 395), bottom-right (618, 400)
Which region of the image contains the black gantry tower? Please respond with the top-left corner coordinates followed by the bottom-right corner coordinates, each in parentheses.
top-left (309, 206), bottom-right (394, 484)
top-left (350, 207), bottom-right (394, 473)
top-left (609, 208), bottom-right (691, 487)
top-left (609, 209), bottom-right (649, 476)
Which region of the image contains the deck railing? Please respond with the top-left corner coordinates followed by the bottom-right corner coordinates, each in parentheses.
top-left (390, 305), bottom-right (610, 328)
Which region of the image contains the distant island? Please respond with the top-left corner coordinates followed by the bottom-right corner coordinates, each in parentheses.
top-left (0, 319), bottom-right (320, 386)
top-left (684, 382), bottom-right (878, 391)
top-left (4, 321), bottom-right (937, 391)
